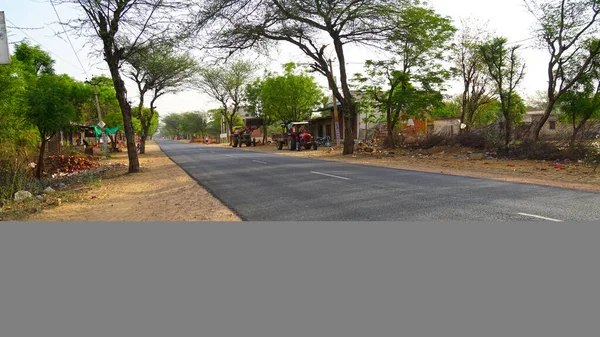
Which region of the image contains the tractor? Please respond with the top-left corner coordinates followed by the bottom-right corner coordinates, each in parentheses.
top-left (275, 121), bottom-right (318, 151)
top-left (232, 126), bottom-right (258, 147)
top-left (231, 117), bottom-right (265, 147)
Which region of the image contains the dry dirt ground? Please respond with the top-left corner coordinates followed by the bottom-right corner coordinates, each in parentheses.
top-left (28, 140), bottom-right (240, 222)
top-left (25, 138), bottom-right (600, 222)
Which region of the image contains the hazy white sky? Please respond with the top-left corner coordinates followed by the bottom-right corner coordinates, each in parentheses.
top-left (3, 0), bottom-right (548, 116)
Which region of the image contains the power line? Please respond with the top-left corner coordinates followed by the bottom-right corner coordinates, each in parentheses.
top-left (48, 0), bottom-right (89, 78)
top-left (6, 18), bottom-right (84, 72)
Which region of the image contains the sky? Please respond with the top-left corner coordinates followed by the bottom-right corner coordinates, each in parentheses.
top-left (2, 0), bottom-right (549, 116)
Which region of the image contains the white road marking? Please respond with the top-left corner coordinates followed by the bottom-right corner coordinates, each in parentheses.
top-left (210, 151), bottom-right (215, 153)
top-left (225, 154), bottom-right (234, 158)
top-left (517, 213), bottom-right (563, 222)
top-left (252, 160), bottom-right (267, 164)
top-left (311, 171), bottom-right (350, 180)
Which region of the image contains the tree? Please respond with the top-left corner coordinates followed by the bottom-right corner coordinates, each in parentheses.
top-left (125, 42), bottom-right (197, 153)
top-left (246, 63), bottom-right (326, 142)
top-left (0, 54), bottom-right (29, 144)
top-left (451, 19), bottom-right (495, 133)
top-left (180, 111), bottom-right (208, 139)
top-left (525, 90), bottom-right (550, 111)
top-left (525, 0), bottom-right (600, 140)
top-left (13, 41), bottom-right (55, 77)
top-left (57, 0), bottom-right (190, 173)
top-left (194, 60), bottom-right (256, 144)
top-left (245, 77), bottom-right (272, 144)
top-left (480, 37), bottom-right (526, 148)
top-left (81, 75), bottom-right (121, 125)
top-left (161, 113), bottom-right (184, 140)
top-left (557, 55), bottom-right (600, 144)
top-left (194, 0), bottom-right (406, 154)
top-left (26, 74), bottom-right (80, 179)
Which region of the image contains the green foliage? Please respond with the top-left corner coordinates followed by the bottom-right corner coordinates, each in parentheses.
top-left (430, 100), bottom-right (462, 119)
top-left (246, 63), bottom-right (325, 124)
top-left (195, 60), bottom-right (256, 134)
top-left (0, 56), bottom-right (32, 143)
top-left (13, 41), bottom-right (55, 77)
top-left (81, 76), bottom-right (120, 124)
top-left (479, 36), bottom-right (526, 145)
top-left (351, 2), bottom-right (454, 147)
top-left (180, 111), bottom-right (208, 137)
top-left (161, 113), bottom-right (183, 139)
top-left (26, 74), bottom-right (81, 142)
top-left (557, 55), bottom-right (600, 139)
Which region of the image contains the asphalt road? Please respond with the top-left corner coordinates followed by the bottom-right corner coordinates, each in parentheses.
top-left (157, 140), bottom-right (600, 221)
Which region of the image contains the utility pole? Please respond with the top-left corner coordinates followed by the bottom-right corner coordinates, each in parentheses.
top-left (328, 59), bottom-right (341, 146)
top-left (91, 80), bottom-right (108, 154)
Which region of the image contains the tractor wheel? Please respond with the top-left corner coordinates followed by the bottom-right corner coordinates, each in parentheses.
top-left (246, 139), bottom-right (251, 147)
top-left (277, 141), bottom-right (283, 150)
top-left (312, 143), bottom-right (318, 150)
top-left (252, 139), bottom-right (256, 147)
top-left (288, 137), bottom-right (295, 151)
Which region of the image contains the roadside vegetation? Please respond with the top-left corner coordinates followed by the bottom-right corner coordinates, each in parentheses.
top-left (2, 0), bottom-right (600, 218)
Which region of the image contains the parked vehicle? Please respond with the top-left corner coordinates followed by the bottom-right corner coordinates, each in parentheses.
top-left (232, 126), bottom-right (258, 147)
top-left (275, 121), bottom-right (318, 151)
top-left (315, 135), bottom-right (332, 147)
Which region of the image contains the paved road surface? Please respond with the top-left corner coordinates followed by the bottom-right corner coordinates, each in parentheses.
top-left (157, 140), bottom-right (600, 221)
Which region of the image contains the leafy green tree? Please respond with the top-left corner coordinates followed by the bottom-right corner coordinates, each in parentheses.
top-left (451, 19), bottom-right (495, 133)
top-left (13, 41), bottom-right (55, 77)
top-left (480, 37), bottom-right (526, 147)
top-left (525, 0), bottom-right (600, 140)
top-left (125, 42), bottom-right (197, 153)
top-left (0, 55), bottom-right (30, 144)
top-left (353, 3), bottom-right (454, 147)
top-left (261, 63), bottom-right (325, 122)
top-left (26, 74), bottom-right (81, 179)
top-left (161, 113), bottom-right (184, 139)
top-left (81, 76), bottom-right (120, 125)
top-left (557, 58), bottom-right (600, 144)
top-left (194, 0), bottom-right (407, 154)
top-left (194, 60), bottom-right (256, 144)
top-left (246, 63), bottom-right (325, 142)
top-left (56, 0), bottom-right (193, 172)
top-left (180, 111), bottom-right (207, 139)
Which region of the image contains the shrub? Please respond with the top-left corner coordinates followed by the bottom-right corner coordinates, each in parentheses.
top-left (417, 134), bottom-right (447, 149)
top-left (455, 132), bottom-right (486, 149)
top-left (508, 141), bottom-right (564, 161)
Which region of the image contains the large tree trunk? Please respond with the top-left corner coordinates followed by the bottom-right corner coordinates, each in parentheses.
top-left (504, 113), bottom-right (511, 148)
top-left (385, 107), bottom-right (394, 149)
top-left (141, 125), bottom-right (149, 153)
top-left (137, 101), bottom-right (146, 154)
top-left (104, 57), bottom-right (139, 172)
top-left (532, 104), bottom-right (553, 141)
top-left (342, 103), bottom-right (356, 155)
top-left (36, 137), bottom-right (47, 180)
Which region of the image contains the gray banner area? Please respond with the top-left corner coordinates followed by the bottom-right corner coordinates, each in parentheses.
top-left (1, 221), bottom-right (598, 337)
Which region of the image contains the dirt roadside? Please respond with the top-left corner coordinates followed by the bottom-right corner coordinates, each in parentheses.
top-left (28, 140), bottom-right (241, 221)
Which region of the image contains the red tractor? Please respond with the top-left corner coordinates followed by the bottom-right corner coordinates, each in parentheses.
top-left (275, 121), bottom-right (318, 151)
